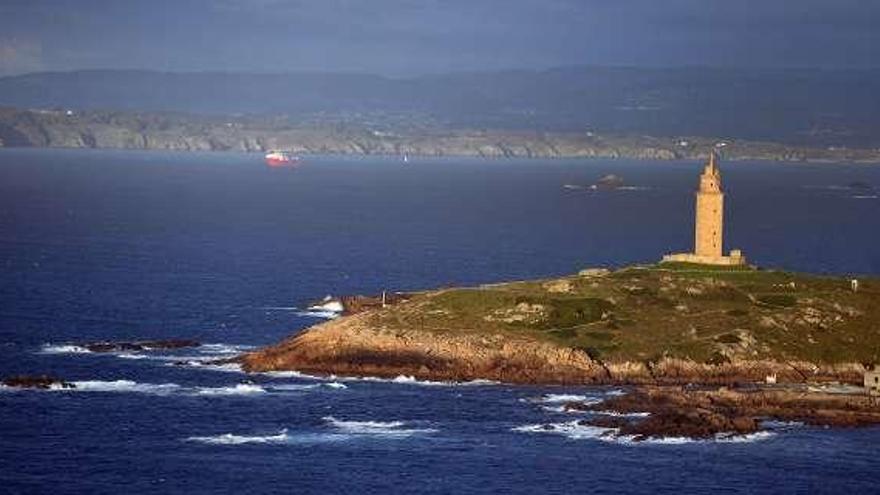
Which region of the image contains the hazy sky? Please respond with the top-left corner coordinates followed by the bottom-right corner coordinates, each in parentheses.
top-left (1, 0), bottom-right (878, 76)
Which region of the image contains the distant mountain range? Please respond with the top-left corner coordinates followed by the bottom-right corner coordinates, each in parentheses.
top-left (1, 67), bottom-right (879, 148)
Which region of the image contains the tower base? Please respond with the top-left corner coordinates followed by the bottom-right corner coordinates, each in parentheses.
top-left (662, 250), bottom-right (746, 266)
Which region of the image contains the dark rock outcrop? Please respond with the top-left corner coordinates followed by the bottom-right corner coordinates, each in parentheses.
top-left (2, 375), bottom-right (75, 389)
top-left (83, 339), bottom-right (200, 353)
top-left (579, 386), bottom-right (880, 440)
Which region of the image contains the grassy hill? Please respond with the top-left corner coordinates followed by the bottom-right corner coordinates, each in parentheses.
top-left (379, 264), bottom-right (878, 365)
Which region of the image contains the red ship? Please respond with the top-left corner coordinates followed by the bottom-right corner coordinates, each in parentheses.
top-left (264, 150), bottom-right (301, 167)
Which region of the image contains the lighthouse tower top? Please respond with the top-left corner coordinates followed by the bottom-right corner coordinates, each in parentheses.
top-left (699, 151), bottom-right (722, 194)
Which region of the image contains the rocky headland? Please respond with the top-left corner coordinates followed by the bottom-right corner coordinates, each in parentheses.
top-left (237, 263), bottom-right (880, 439)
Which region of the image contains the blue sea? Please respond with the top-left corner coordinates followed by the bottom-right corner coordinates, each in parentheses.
top-left (1, 148), bottom-right (878, 494)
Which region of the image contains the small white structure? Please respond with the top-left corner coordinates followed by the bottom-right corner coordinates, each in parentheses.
top-left (851, 279), bottom-right (859, 292)
top-left (865, 369), bottom-right (880, 396)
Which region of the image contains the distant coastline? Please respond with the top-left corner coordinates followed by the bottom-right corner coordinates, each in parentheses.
top-left (2, 107), bottom-right (880, 164)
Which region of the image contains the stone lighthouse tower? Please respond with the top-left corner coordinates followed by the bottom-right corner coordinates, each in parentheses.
top-left (694, 151), bottom-right (723, 258)
top-left (663, 150), bottom-right (746, 266)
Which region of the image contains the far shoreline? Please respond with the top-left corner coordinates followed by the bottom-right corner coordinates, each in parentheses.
top-left (3, 145), bottom-right (880, 166)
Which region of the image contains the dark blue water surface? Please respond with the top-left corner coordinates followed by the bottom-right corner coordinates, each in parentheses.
top-left (1, 149), bottom-right (879, 494)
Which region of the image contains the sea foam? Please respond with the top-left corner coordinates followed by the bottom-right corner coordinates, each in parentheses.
top-left (338, 374), bottom-right (499, 387)
top-left (512, 421), bottom-right (615, 440)
top-left (172, 361), bottom-right (244, 373)
top-left (116, 353), bottom-right (148, 360)
top-left (323, 416), bottom-right (437, 436)
top-left (198, 343), bottom-right (254, 355)
top-left (513, 420), bottom-right (776, 445)
top-left (63, 380), bottom-right (181, 394)
top-left (185, 417), bottom-right (435, 447)
top-left (40, 344), bottom-right (92, 355)
top-left (526, 394), bottom-right (604, 405)
top-left (295, 310), bottom-right (341, 319)
top-left (186, 429), bottom-right (291, 445)
top-left (194, 383), bottom-right (267, 396)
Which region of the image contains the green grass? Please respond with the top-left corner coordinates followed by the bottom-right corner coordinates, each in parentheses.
top-left (538, 297), bottom-right (614, 329)
top-left (755, 294), bottom-right (798, 308)
top-left (370, 265), bottom-right (880, 365)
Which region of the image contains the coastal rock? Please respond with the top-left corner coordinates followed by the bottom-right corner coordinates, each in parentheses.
top-left (2, 375), bottom-right (75, 389)
top-left (580, 386), bottom-right (880, 440)
top-left (577, 268), bottom-right (610, 278)
top-left (83, 339), bottom-right (200, 353)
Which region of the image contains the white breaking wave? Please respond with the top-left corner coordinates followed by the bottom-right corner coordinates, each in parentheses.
top-left (116, 353), bottom-right (148, 360)
top-left (513, 420), bottom-right (776, 445)
top-left (338, 374), bottom-right (499, 387)
top-left (526, 394), bottom-right (604, 405)
top-left (199, 343), bottom-right (254, 355)
top-left (62, 380), bottom-right (181, 394)
top-left (40, 344), bottom-right (92, 355)
top-left (715, 431), bottom-right (776, 443)
top-left (186, 429), bottom-right (291, 445)
top-left (593, 410), bottom-right (651, 418)
top-left (30, 378), bottom-right (343, 397)
top-left (39, 342), bottom-right (252, 359)
top-left (172, 361), bottom-right (244, 373)
top-left (614, 430), bottom-right (777, 445)
top-left (259, 370), bottom-right (324, 379)
top-left (186, 417), bottom-right (436, 447)
top-left (323, 416), bottom-right (437, 436)
top-left (539, 403), bottom-right (615, 414)
top-left (513, 421), bottom-right (615, 440)
top-left (295, 310), bottom-right (341, 319)
top-left (194, 384), bottom-right (267, 396)
top-left (260, 370), bottom-right (497, 387)
top-left (267, 383), bottom-right (320, 391)
top-left (384, 375), bottom-right (447, 386)
top-left (458, 379), bottom-right (500, 386)
top-left (266, 382), bottom-right (347, 391)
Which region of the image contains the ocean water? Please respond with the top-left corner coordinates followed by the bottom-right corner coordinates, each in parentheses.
top-left (0, 148), bottom-right (878, 494)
